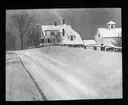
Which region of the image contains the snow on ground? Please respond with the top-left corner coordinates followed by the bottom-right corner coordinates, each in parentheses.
top-left (6, 53), bottom-right (44, 101)
top-left (15, 47), bottom-right (122, 100)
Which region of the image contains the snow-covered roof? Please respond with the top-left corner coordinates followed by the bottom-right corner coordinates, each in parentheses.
top-left (97, 28), bottom-right (122, 38)
top-left (105, 43), bottom-right (122, 48)
top-left (83, 40), bottom-right (97, 45)
top-left (41, 24), bottom-right (84, 45)
top-left (107, 21), bottom-right (116, 25)
top-left (105, 42), bottom-right (115, 47)
top-left (41, 24), bottom-right (71, 32)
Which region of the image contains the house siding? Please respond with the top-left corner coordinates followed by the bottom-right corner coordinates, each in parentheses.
top-left (102, 38), bottom-right (115, 45)
top-left (94, 30), bottom-right (121, 46)
top-left (95, 37), bottom-right (120, 46)
top-left (94, 32), bottom-right (102, 45)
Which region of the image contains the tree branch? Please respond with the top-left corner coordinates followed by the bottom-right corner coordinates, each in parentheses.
top-left (24, 16), bottom-right (35, 33)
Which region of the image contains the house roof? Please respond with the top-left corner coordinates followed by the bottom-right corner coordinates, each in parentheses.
top-left (41, 24), bottom-right (84, 45)
top-left (41, 24), bottom-right (72, 35)
top-left (97, 28), bottom-right (122, 38)
top-left (106, 42), bottom-right (115, 47)
top-left (83, 40), bottom-right (97, 45)
top-left (107, 21), bottom-right (116, 25)
top-left (41, 25), bottom-right (66, 31)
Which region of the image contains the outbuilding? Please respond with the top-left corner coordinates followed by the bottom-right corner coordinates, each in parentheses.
top-left (94, 21), bottom-right (122, 47)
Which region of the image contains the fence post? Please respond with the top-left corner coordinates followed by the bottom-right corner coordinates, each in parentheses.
top-left (101, 46), bottom-right (105, 51)
top-left (101, 44), bottom-right (104, 51)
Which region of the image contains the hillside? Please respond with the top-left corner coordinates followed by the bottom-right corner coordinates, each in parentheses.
top-left (6, 52), bottom-right (43, 101)
top-left (7, 47), bottom-right (122, 100)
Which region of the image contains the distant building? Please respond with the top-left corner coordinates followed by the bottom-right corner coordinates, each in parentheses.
top-left (83, 40), bottom-right (97, 46)
top-left (40, 19), bottom-right (83, 45)
top-left (94, 21), bottom-right (122, 47)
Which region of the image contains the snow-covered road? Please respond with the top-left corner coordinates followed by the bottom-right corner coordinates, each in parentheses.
top-left (15, 47), bottom-right (122, 100)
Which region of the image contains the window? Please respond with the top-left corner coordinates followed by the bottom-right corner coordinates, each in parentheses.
top-left (41, 39), bottom-right (44, 43)
top-left (71, 36), bottom-right (73, 41)
top-left (69, 35), bottom-right (75, 41)
top-left (51, 31), bottom-right (55, 36)
top-left (48, 38), bottom-right (50, 43)
top-left (109, 24), bottom-right (115, 29)
top-left (111, 25), bottom-right (113, 29)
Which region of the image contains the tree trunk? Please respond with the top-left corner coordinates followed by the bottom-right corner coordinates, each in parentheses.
top-left (20, 33), bottom-right (24, 50)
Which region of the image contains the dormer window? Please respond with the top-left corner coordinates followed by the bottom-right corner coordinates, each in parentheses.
top-left (69, 35), bottom-right (76, 41)
top-left (71, 36), bottom-right (73, 41)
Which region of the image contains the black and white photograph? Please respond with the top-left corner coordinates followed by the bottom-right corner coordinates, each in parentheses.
top-left (6, 8), bottom-right (122, 101)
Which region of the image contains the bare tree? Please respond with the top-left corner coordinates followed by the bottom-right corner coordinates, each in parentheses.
top-left (6, 29), bottom-right (17, 50)
top-left (27, 27), bottom-right (39, 47)
top-left (112, 37), bottom-right (122, 47)
top-left (51, 31), bottom-right (62, 44)
top-left (10, 12), bottom-right (36, 50)
top-left (55, 32), bottom-right (63, 43)
top-left (27, 29), bottom-right (33, 47)
top-left (112, 32), bottom-right (122, 47)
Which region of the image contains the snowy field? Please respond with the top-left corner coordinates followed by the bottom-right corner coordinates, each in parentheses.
top-left (6, 47), bottom-right (122, 100)
top-left (6, 53), bottom-right (44, 101)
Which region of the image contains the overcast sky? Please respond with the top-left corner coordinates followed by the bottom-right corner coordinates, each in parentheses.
top-left (48, 8), bottom-right (121, 39)
top-left (6, 8), bottom-right (121, 39)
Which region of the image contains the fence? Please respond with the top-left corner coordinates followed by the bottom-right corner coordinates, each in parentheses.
top-left (8, 43), bottom-right (122, 53)
top-left (36, 43), bottom-right (122, 53)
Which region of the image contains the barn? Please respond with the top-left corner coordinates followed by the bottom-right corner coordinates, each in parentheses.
top-left (94, 21), bottom-right (122, 47)
top-left (40, 19), bottom-right (84, 45)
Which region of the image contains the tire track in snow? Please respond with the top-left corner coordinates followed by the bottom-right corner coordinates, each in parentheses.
top-left (24, 52), bottom-right (99, 98)
top-left (18, 55), bottom-right (48, 101)
top-left (21, 54), bottom-right (81, 99)
top-left (18, 54), bottom-right (76, 100)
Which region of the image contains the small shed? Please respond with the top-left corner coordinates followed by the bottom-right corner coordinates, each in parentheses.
top-left (83, 40), bottom-right (97, 46)
top-left (83, 40), bottom-right (97, 50)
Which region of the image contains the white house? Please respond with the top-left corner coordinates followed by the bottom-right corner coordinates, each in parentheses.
top-left (40, 19), bottom-right (83, 45)
top-left (94, 21), bottom-right (122, 47)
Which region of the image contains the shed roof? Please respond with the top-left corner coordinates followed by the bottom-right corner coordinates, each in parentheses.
top-left (107, 21), bottom-right (116, 25)
top-left (106, 42), bottom-right (115, 47)
top-left (83, 40), bottom-right (97, 45)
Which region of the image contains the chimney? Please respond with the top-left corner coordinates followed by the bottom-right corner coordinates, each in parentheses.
top-left (62, 28), bottom-right (65, 36)
top-left (61, 18), bottom-right (65, 36)
top-left (54, 20), bottom-right (57, 26)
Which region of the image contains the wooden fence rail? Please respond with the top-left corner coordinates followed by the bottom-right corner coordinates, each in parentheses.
top-left (8, 43), bottom-right (122, 53)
